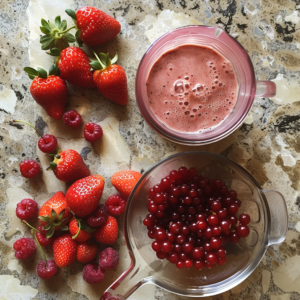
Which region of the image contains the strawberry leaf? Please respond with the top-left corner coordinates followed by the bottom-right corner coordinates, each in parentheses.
top-left (40, 34), bottom-right (52, 43)
top-left (28, 74), bottom-right (36, 80)
top-left (65, 9), bottom-right (77, 21)
top-left (75, 30), bottom-right (83, 47)
top-left (37, 67), bottom-right (48, 79)
top-left (89, 61), bottom-right (102, 70)
top-left (49, 64), bottom-right (60, 76)
top-left (43, 223), bottom-right (52, 230)
top-left (46, 227), bottom-right (55, 238)
top-left (24, 67), bottom-right (38, 76)
top-left (55, 16), bottom-right (61, 28)
top-left (51, 209), bottom-right (57, 219)
top-left (64, 33), bottom-right (76, 43)
top-left (58, 209), bottom-right (65, 220)
top-left (47, 48), bottom-right (61, 57)
top-left (60, 225), bottom-right (69, 231)
top-left (59, 20), bottom-right (67, 31)
top-left (111, 53), bottom-right (118, 64)
top-left (39, 215), bottom-right (52, 223)
top-left (41, 19), bottom-right (51, 31)
top-left (40, 26), bottom-right (50, 34)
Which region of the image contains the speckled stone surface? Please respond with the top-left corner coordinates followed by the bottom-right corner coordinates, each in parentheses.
top-left (1, 0), bottom-right (300, 299)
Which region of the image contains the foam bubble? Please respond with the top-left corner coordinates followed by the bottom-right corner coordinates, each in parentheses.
top-left (184, 76), bottom-right (189, 80)
top-left (190, 115), bottom-right (194, 118)
top-left (185, 111), bottom-right (190, 115)
top-left (174, 80), bottom-right (184, 93)
top-left (184, 101), bottom-right (189, 106)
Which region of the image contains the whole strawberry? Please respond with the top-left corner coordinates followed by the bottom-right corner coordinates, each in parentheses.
top-left (66, 7), bottom-right (121, 46)
top-left (94, 216), bottom-right (118, 244)
top-left (90, 52), bottom-right (128, 105)
top-left (66, 175), bottom-right (105, 217)
top-left (77, 242), bottom-right (98, 263)
top-left (49, 149), bottom-right (90, 182)
top-left (38, 191), bottom-right (71, 237)
top-left (24, 65), bottom-right (67, 119)
top-left (49, 47), bottom-right (96, 88)
top-left (111, 170), bottom-right (142, 198)
top-left (53, 233), bottom-right (77, 268)
top-left (69, 218), bottom-right (94, 242)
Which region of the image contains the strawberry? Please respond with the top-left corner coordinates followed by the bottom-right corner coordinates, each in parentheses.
top-left (24, 65), bottom-right (67, 119)
top-left (77, 242), bottom-right (98, 263)
top-left (49, 149), bottom-right (90, 182)
top-left (38, 191), bottom-right (71, 238)
top-left (48, 47), bottom-right (96, 88)
top-left (66, 175), bottom-right (105, 217)
top-left (94, 216), bottom-right (118, 244)
top-left (53, 233), bottom-right (77, 268)
top-left (66, 7), bottom-right (121, 46)
top-left (111, 170), bottom-right (142, 198)
top-left (69, 218), bottom-right (94, 242)
top-left (90, 52), bottom-right (128, 105)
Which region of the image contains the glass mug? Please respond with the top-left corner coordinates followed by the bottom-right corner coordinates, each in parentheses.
top-left (135, 26), bottom-right (276, 145)
top-left (102, 152), bottom-right (287, 299)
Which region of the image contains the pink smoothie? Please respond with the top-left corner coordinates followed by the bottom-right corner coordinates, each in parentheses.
top-left (146, 45), bottom-right (238, 133)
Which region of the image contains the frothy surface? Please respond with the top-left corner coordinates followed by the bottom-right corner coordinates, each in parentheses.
top-left (146, 45), bottom-right (238, 133)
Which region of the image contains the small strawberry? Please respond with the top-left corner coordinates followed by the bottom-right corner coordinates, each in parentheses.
top-left (24, 65), bottom-right (67, 119)
top-left (90, 52), bottom-right (128, 105)
top-left (69, 218), bottom-right (94, 242)
top-left (77, 242), bottom-right (98, 263)
top-left (49, 149), bottom-right (90, 182)
top-left (38, 191), bottom-right (71, 237)
top-left (48, 47), bottom-right (96, 88)
top-left (94, 216), bottom-right (118, 244)
top-left (66, 7), bottom-right (121, 46)
top-left (53, 233), bottom-right (77, 268)
top-left (66, 175), bottom-right (105, 217)
top-left (111, 170), bottom-right (142, 198)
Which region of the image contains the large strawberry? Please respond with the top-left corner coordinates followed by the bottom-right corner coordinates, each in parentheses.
top-left (48, 47), bottom-right (96, 88)
top-left (53, 234), bottom-right (77, 268)
top-left (94, 216), bottom-right (118, 244)
top-left (90, 52), bottom-right (128, 105)
top-left (69, 218), bottom-right (94, 242)
top-left (49, 149), bottom-right (90, 182)
top-left (65, 7), bottom-right (121, 46)
top-left (24, 65), bottom-right (67, 119)
top-left (38, 191), bottom-right (71, 238)
top-left (111, 170), bottom-right (142, 198)
top-left (66, 175), bottom-right (105, 217)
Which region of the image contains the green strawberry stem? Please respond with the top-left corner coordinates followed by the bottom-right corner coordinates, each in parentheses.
top-left (90, 52), bottom-right (118, 71)
top-left (13, 120), bottom-right (46, 143)
top-left (59, 25), bottom-right (75, 34)
top-left (32, 230), bottom-right (48, 268)
top-left (22, 220), bottom-right (41, 233)
top-left (72, 218), bottom-right (81, 240)
top-left (48, 153), bottom-right (61, 170)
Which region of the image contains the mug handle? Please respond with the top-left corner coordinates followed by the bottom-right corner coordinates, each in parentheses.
top-left (261, 190), bottom-right (288, 246)
top-left (256, 81), bottom-right (276, 98)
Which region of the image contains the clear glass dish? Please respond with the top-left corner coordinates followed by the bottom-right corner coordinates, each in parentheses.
top-left (102, 152), bottom-right (287, 299)
top-left (135, 26), bottom-right (276, 145)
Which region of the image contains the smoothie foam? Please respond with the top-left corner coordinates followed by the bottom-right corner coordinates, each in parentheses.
top-left (146, 45), bottom-right (238, 133)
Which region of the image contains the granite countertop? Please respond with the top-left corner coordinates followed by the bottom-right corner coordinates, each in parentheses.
top-left (1, 0), bottom-right (300, 299)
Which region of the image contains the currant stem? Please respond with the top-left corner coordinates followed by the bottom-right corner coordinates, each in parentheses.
top-left (23, 220), bottom-right (41, 232)
top-left (13, 120), bottom-right (46, 143)
top-left (72, 219), bottom-right (81, 240)
top-left (32, 230), bottom-right (48, 269)
top-left (60, 25), bottom-right (76, 34)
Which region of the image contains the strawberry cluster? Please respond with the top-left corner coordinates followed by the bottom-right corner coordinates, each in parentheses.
top-left (13, 170), bottom-right (142, 283)
top-left (143, 166), bottom-right (251, 270)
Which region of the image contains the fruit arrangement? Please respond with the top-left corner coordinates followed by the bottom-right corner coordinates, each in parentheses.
top-left (143, 166), bottom-right (251, 270)
top-left (13, 169), bottom-right (141, 283)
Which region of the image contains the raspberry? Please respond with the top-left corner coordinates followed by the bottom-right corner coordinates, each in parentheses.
top-left (63, 110), bottom-right (82, 128)
top-left (13, 238), bottom-right (36, 259)
top-left (36, 259), bottom-right (57, 279)
top-left (38, 134), bottom-right (57, 153)
top-left (87, 204), bottom-right (108, 227)
top-left (16, 198), bottom-right (38, 220)
top-left (82, 263), bottom-right (105, 284)
top-left (36, 225), bottom-right (55, 247)
top-left (99, 247), bottom-right (119, 270)
top-left (20, 159), bottom-right (40, 178)
top-left (84, 122), bottom-right (103, 142)
top-left (105, 194), bottom-right (126, 216)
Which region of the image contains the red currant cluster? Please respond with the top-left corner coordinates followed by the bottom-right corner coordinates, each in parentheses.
top-left (143, 166), bottom-right (251, 270)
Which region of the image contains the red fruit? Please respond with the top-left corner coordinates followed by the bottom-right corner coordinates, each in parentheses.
top-left (94, 216), bottom-right (118, 244)
top-left (38, 191), bottom-right (71, 236)
top-left (91, 53), bottom-right (128, 105)
top-left (16, 198), bottom-right (38, 220)
top-left (87, 204), bottom-right (108, 227)
top-left (26, 66), bottom-right (67, 119)
top-left (66, 175), bottom-right (105, 217)
top-left (36, 260), bottom-right (57, 279)
top-left (73, 6), bottom-right (121, 46)
top-left (77, 242), bottom-right (98, 263)
top-left (84, 122), bottom-right (103, 142)
top-left (13, 238), bottom-right (36, 259)
top-left (69, 218), bottom-right (93, 242)
top-left (239, 213), bottom-right (251, 225)
top-left (36, 225), bottom-right (55, 246)
top-left (53, 234), bottom-right (77, 268)
top-left (50, 149), bottom-right (90, 182)
top-left (111, 170), bottom-right (142, 198)
top-left (63, 110), bottom-right (82, 128)
top-left (237, 225), bottom-right (250, 237)
top-left (83, 263), bottom-right (105, 284)
top-left (99, 247), bottom-right (119, 270)
top-left (105, 194), bottom-right (126, 216)
top-left (20, 159), bottom-right (40, 178)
